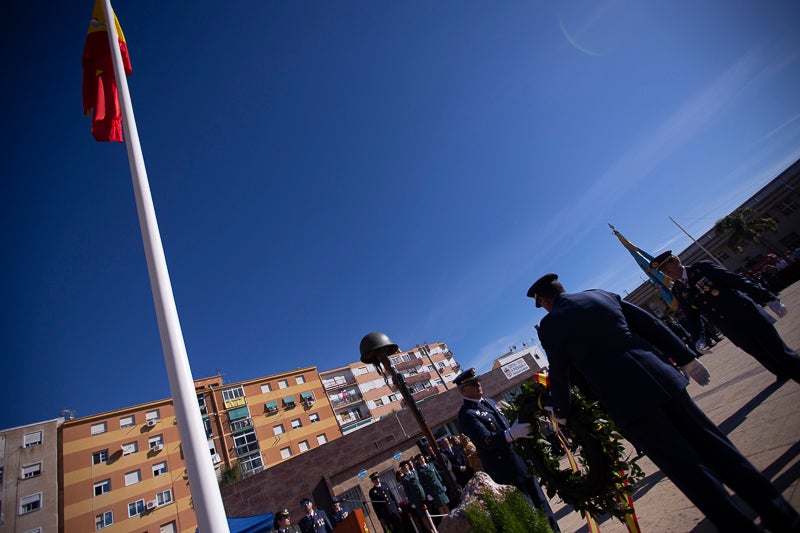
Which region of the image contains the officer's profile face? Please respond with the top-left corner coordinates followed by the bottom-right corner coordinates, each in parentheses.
top-left (459, 380), bottom-right (482, 399)
top-left (662, 256), bottom-right (682, 278)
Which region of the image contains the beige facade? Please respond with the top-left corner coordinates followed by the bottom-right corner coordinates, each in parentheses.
top-left (0, 418), bottom-right (63, 533)
top-left (320, 342), bottom-right (462, 434)
top-left (59, 367), bottom-right (340, 533)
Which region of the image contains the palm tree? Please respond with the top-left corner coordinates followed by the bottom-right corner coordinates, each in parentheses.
top-left (713, 207), bottom-right (778, 253)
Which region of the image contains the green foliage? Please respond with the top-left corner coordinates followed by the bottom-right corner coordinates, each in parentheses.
top-left (218, 461), bottom-right (242, 488)
top-left (503, 379), bottom-right (644, 523)
top-left (464, 489), bottom-right (554, 533)
top-left (714, 207), bottom-right (778, 254)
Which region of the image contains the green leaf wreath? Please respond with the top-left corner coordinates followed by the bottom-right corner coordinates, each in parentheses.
top-left (502, 378), bottom-right (644, 522)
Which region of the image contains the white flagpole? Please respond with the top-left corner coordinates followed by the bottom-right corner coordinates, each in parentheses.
top-left (100, 1), bottom-right (230, 531)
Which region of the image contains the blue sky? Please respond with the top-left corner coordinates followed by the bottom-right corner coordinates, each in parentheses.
top-left (3, 1), bottom-right (800, 429)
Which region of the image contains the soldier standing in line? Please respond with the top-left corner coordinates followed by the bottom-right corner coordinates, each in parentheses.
top-left (368, 472), bottom-right (404, 533)
top-left (329, 497), bottom-right (349, 528)
top-left (653, 251), bottom-right (800, 383)
top-left (274, 508), bottom-right (301, 533)
top-left (414, 454), bottom-right (450, 517)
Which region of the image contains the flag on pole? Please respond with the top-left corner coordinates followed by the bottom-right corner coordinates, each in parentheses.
top-left (609, 224), bottom-right (678, 311)
top-left (82, 0), bottom-right (132, 142)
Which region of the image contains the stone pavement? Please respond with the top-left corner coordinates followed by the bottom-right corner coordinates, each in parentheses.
top-left (548, 281), bottom-right (800, 532)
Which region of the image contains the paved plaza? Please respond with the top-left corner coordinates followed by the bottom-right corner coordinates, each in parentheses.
top-left (549, 281), bottom-right (800, 532)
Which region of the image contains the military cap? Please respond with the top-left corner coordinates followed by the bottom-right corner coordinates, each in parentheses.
top-left (399, 460), bottom-right (410, 468)
top-left (414, 454), bottom-right (423, 461)
top-left (300, 497), bottom-right (312, 505)
top-left (332, 497), bottom-right (342, 504)
top-left (369, 471), bottom-right (380, 480)
top-left (527, 273), bottom-right (558, 307)
top-left (453, 367), bottom-right (480, 386)
top-left (275, 509), bottom-right (290, 519)
top-left (650, 250), bottom-right (673, 270)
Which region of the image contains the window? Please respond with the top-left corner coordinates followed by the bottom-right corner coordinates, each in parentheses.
top-left (145, 410), bottom-right (160, 423)
top-left (198, 394), bottom-right (209, 415)
top-left (122, 441), bottom-right (138, 456)
top-left (298, 440), bottom-right (310, 452)
top-left (309, 413), bottom-right (320, 424)
top-left (23, 431), bottom-right (43, 447)
top-left (95, 510), bottom-right (113, 529)
top-left (291, 418), bottom-right (302, 430)
top-left (21, 462), bottom-right (42, 479)
top-left (317, 434), bottom-right (328, 445)
top-left (156, 489), bottom-right (173, 506)
top-left (149, 435), bottom-right (165, 449)
top-left (120, 415), bottom-right (135, 428)
top-left (240, 453), bottom-right (264, 475)
top-left (153, 461), bottom-right (168, 477)
top-left (278, 379), bottom-right (288, 389)
top-left (295, 375), bottom-right (305, 385)
top-left (260, 383), bottom-right (272, 393)
top-left (0, 466), bottom-right (4, 484)
top-left (280, 447), bottom-right (292, 459)
top-left (124, 469), bottom-right (142, 486)
top-left (128, 499), bottom-right (145, 517)
top-left (161, 521), bottom-right (178, 533)
top-left (230, 417), bottom-right (253, 432)
top-left (265, 400), bottom-right (279, 413)
top-left (283, 396), bottom-right (296, 408)
top-left (94, 479), bottom-right (111, 496)
top-left (20, 492), bottom-right (42, 514)
top-left (222, 386), bottom-right (245, 402)
top-left (388, 394), bottom-right (398, 402)
top-left (374, 398), bottom-right (384, 407)
top-left (91, 423), bottom-right (107, 436)
top-left (273, 424), bottom-right (285, 436)
top-left (92, 449), bottom-right (109, 465)
top-left (233, 428), bottom-right (259, 456)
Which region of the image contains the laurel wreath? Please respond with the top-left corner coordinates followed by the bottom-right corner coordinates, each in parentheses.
top-left (502, 378), bottom-right (644, 522)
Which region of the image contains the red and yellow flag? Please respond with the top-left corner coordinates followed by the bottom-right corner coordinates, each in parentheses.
top-left (81, 0), bottom-right (132, 142)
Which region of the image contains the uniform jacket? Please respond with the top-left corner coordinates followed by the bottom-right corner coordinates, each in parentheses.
top-left (537, 289), bottom-right (696, 428)
top-left (330, 508), bottom-right (348, 528)
top-left (274, 525), bottom-right (301, 533)
top-left (400, 469), bottom-right (427, 509)
top-left (298, 510), bottom-right (333, 533)
top-left (368, 484), bottom-right (400, 520)
top-left (457, 396), bottom-right (530, 488)
top-left (416, 462), bottom-right (449, 509)
top-left (441, 444), bottom-right (472, 486)
top-left (672, 260), bottom-right (777, 339)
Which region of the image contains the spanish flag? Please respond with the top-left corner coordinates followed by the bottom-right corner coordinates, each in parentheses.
top-left (82, 0), bottom-right (132, 142)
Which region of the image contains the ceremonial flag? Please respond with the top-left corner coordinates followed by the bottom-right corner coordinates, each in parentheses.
top-left (82, 0), bottom-right (132, 142)
top-left (609, 224), bottom-right (678, 311)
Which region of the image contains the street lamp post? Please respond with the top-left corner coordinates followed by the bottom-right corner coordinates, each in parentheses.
top-left (360, 332), bottom-right (461, 500)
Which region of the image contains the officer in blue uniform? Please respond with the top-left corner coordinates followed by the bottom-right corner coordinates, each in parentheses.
top-left (455, 368), bottom-right (560, 531)
top-left (529, 272), bottom-right (800, 532)
top-left (298, 498), bottom-right (333, 533)
top-left (653, 251), bottom-right (800, 383)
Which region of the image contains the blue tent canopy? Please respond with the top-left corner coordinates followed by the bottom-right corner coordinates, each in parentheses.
top-left (196, 512), bottom-right (273, 533)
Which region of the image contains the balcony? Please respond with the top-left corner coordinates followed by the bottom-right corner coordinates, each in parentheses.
top-left (411, 387), bottom-right (438, 401)
top-left (341, 417), bottom-right (374, 434)
top-left (394, 358), bottom-right (423, 372)
top-left (330, 392), bottom-right (364, 410)
top-left (404, 371), bottom-right (431, 386)
top-left (322, 376), bottom-right (358, 391)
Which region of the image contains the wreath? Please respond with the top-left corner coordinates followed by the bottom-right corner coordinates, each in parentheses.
top-left (502, 378), bottom-right (644, 522)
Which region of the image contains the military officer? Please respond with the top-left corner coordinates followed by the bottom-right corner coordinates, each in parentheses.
top-left (455, 368), bottom-right (560, 531)
top-left (530, 272), bottom-right (800, 532)
top-left (274, 508), bottom-right (301, 533)
top-left (329, 497), bottom-right (349, 528)
top-left (653, 251), bottom-right (800, 383)
top-left (368, 472), bottom-right (403, 533)
top-left (298, 498), bottom-right (333, 533)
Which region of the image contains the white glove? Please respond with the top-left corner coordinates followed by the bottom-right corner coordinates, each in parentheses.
top-left (544, 405), bottom-right (567, 426)
top-left (681, 359), bottom-right (710, 386)
top-left (694, 338), bottom-right (710, 353)
top-left (505, 419), bottom-right (533, 442)
top-left (768, 300), bottom-right (788, 318)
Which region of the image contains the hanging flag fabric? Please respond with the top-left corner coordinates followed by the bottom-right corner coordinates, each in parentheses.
top-left (609, 224), bottom-right (678, 311)
top-left (82, 0), bottom-right (132, 142)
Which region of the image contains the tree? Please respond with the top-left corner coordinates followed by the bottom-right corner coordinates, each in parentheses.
top-left (218, 461), bottom-right (242, 488)
top-left (713, 208), bottom-right (778, 254)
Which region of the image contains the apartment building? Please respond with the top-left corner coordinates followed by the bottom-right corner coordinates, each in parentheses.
top-left (320, 342), bottom-right (461, 434)
top-left (0, 417), bottom-right (63, 533)
top-left (59, 367), bottom-right (339, 532)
